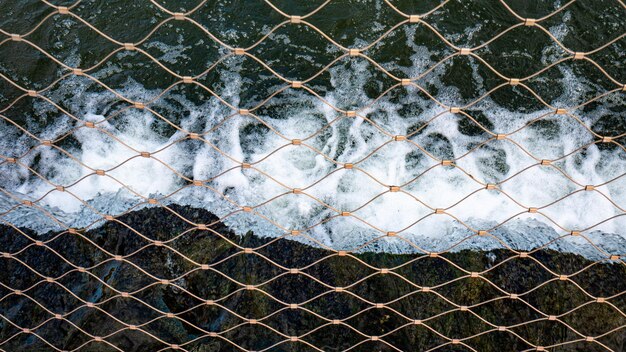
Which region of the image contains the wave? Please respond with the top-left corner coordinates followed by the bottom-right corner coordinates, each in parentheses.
top-left (1, 2), bottom-right (625, 259)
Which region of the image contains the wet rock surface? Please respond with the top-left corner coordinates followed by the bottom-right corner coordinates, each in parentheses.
top-left (1, 205), bottom-right (625, 351)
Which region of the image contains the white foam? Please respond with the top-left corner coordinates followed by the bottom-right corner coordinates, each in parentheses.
top-left (1, 11), bottom-right (625, 259)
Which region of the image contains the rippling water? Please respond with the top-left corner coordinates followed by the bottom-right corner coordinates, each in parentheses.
top-left (1, 0), bottom-right (625, 256)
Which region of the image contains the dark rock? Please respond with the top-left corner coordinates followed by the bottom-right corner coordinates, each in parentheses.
top-left (1, 205), bottom-right (625, 351)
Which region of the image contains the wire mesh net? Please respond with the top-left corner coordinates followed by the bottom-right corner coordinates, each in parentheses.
top-left (1, 0), bottom-right (626, 351)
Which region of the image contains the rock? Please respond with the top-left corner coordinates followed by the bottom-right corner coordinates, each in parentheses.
top-left (1, 205), bottom-right (625, 351)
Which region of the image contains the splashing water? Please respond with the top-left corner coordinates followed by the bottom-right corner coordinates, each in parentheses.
top-left (1, 0), bottom-right (625, 257)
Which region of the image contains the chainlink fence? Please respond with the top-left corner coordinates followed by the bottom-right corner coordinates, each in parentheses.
top-left (1, 0), bottom-right (626, 351)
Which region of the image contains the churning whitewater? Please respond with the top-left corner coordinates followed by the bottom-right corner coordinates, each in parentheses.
top-left (1, 1), bottom-right (625, 259)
